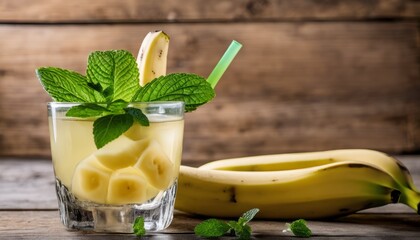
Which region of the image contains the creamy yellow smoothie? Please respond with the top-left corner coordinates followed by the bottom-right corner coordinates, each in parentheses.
top-left (49, 113), bottom-right (184, 205)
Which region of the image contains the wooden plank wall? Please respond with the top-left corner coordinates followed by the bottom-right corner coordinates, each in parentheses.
top-left (0, 0), bottom-right (419, 162)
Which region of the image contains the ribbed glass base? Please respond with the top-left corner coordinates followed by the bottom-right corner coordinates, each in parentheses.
top-left (55, 178), bottom-right (177, 232)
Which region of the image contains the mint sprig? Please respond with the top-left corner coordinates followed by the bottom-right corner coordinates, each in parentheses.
top-left (68, 102), bottom-right (149, 149)
top-left (133, 216), bottom-right (146, 237)
top-left (36, 50), bottom-right (215, 149)
top-left (107, 100), bottom-right (129, 113)
top-left (87, 50), bottom-right (140, 102)
top-left (65, 104), bottom-right (110, 118)
top-left (238, 208), bottom-right (259, 225)
top-left (93, 114), bottom-right (134, 149)
top-left (134, 73), bottom-right (215, 112)
top-left (194, 208), bottom-right (259, 239)
top-left (124, 107), bottom-right (149, 126)
top-left (36, 67), bottom-right (105, 102)
top-left (283, 219), bottom-right (312, 238)
top-left (194, 219), bottom-right (231, 238)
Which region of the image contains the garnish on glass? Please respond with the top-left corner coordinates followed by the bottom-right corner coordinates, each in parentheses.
top-left (36, 40), bottom-right (242, 149)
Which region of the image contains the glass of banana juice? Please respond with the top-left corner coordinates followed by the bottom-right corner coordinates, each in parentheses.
top-left (48, 101), bottom-right (184, 232)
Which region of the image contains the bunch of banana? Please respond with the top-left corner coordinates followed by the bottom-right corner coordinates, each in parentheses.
top-left (175, 149), bottom-right (420, 219)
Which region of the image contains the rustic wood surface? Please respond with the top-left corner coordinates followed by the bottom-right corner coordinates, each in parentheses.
top-left (0, 156), bottom-right (419, 239)
top-left (0, 22), bottom-right (418, 161)
top-left (0, 211), bottom-right (419, 239)
top-left (0, 0), bottom-right (419, 22)
top-left (1, 156), bottom-right (419, 210)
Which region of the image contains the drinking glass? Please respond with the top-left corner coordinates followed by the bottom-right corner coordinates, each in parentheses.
top-left (48, 101), bottom-right (184, 232)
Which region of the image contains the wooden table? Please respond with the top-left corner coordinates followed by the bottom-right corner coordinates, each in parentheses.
top-left (1, 156), bottom-right (420, 239)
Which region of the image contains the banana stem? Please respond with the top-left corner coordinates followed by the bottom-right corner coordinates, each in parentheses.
top-left (399, 187), bottom-right (420, 214)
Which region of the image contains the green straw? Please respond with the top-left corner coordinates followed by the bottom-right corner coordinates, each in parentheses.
top-left (207, 40), bottom-right (242, 88)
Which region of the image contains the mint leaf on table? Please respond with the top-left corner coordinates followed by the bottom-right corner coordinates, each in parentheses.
top-left (124, 107), bottom-right (149, 126)
top-left (227, 220), bottom-right (251, 239)
top-left (194, 208), bottom-right (259, 239)
top-left (238, 208), bottom-right (260, 226)
top-left (194, 219), bottom-right (231, 238)
top-left (86, 50), bottom-right (140, 102)
top-left (284, 219), bottom-right (312, 238)
top-left (66, 104), bottom-right (110, 118)
top-left (230, 208), bottom-right (259, 239)
top-left (93, 114), bottom-right (134, 149)
top-left (134, 73), bottom-right (215, 112)
top-left (230, 223), bottom-right (251, 240)
top-left (133, 216), bottom-right (146, 237)
top-left (239, 225), bottom-right (252, 240)
top-left (36, 67), bottom-right (105, 102)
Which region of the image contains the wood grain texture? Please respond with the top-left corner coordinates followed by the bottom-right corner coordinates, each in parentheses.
top-left (0, 0), bottom-right (419, 22)
top-left (1, 156), bottom-right (419, 210)
top-left (1, 157), bottom-right (419, 238)
top-left (0, 211), bottom-right (419, 239)
top-left (0, 159), bottom-right (57, 209)
top-left (0, 22), bottom-right (418, 159)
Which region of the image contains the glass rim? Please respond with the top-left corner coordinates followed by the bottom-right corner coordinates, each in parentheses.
top-left (47, 101), bottom-right (185, 107)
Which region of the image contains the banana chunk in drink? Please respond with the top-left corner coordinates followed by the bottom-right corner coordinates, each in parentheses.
top-left (71, 155), bottom-right (112, 204)
top-left (106, 167), bottom-right (150, 205)
top-left (135, 141), bottom-right (174, 190)
top-left (95, 135), bottom-right (150, 170)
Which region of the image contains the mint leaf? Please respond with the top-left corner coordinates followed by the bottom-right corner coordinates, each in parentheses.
top-left (227, 220), bottom-right (252, 240)
top-left (107, 100), bottom-right (129, 114)
top-left (238, 208), bottom-right (259, 226)
top-left (227, 220), bottom-right (242, 235)
top-left (66, 101), bottom-right (149, 149)
top-left (194, 219), bottom-right (230, 238)
top-left (134, 73), bottom-right (215, 112)
top-left (195, 209), bottom-right (258, 239)
top-left (93, 114), bottom-right (133, 148)
top-left (36, 67), bottom-right (105, 102)
top-left (103, 86), bottom-right (114, 101)
top-left (86, 50), bottom-right (140, 102)
top-left (284, 219), bottom-right (312, 238)
top-left (238, 225), bottom-right (252, 240)
top-left (66, 104), bottom-right (110, 118)
top-left (124, 107), bottom-right (149, 126)
top-left (133, 216), bottom-right (146, 237)
top-left (87, 81), bottom-right (103, 92)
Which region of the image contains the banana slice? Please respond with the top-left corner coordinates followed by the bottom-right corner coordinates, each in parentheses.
top-left (135, 141), bottom-right (174, 190)
top-left (136, 30), bottom-right (170, 86)
top-left (94, 135), bottom-right (150, 170)
top-left (71, 155), bottom-right (112, 204)
top-left (106, 167), bottom-right (149, 205)
top-left (123, 123), bottom-right (144, 141)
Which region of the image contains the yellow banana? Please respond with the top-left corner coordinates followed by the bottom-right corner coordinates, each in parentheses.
top-left (199, 149), bottom-right (418, 192)
top-left (176, 160), bottom-right (420, 219)
top-left (136, 30), bottom-right (170, 86)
